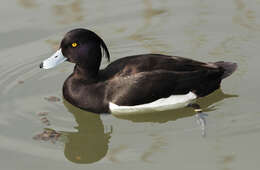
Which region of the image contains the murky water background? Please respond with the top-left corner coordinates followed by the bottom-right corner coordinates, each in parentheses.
top-left (0, 0), bottom-right (260, 169)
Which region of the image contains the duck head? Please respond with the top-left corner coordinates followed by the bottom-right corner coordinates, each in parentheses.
top-left (40, 28), bottom-right (110, 74)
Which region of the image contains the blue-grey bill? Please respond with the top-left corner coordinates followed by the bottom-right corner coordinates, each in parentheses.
top-left (40, 49), bottom-right (67, 69)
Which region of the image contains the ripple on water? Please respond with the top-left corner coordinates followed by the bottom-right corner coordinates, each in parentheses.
top-left (0, 57), bottom-right (41, 95)
top-left (0, 49), bottom-right (75, 134)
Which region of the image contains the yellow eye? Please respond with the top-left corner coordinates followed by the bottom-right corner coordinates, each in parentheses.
top-left (72, 42), bottom-right (78, 47)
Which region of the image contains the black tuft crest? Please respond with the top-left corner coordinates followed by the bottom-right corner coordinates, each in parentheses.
top-left (82, 28), bottom-right (110, 62)
top-left (99, 36), bottom-right (110, 62)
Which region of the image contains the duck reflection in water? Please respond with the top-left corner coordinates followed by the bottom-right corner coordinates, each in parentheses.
top-left (33, 89), bottom-right (236, 163)
top-left (62, 100), bottom-right (112, 164)
top-left (33, 99), bottom-right (112, 164)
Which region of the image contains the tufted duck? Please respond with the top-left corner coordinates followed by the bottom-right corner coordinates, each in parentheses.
top-left (40, 28), bottom-right (237, 114)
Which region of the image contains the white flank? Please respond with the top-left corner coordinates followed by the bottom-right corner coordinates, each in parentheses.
top-left (109, 91), bottom-right (197, 115)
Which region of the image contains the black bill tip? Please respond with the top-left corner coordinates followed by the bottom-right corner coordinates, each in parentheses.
top-left (39, 62), bottom-right (43, 68)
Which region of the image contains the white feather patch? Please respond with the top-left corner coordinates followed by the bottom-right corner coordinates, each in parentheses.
top-left (109, 91), bottom-right (197, 115)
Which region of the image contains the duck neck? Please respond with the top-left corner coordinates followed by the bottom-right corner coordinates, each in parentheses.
top-left (73, 65), bottom-right (99, 83)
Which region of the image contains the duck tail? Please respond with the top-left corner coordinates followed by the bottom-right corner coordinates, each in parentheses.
top-left (214, 61), bottom-right (238, 79)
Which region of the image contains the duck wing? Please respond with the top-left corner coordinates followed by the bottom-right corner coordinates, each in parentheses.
top-left (101, 54), bottom-right (221, 79)
top-left (105, 68), bottom-right (222, 106)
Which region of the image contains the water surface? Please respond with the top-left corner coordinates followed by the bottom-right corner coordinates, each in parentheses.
top-left (0, 0), bottom-right (260, 169)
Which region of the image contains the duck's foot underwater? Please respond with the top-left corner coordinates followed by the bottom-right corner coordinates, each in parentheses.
top-left (188, 103), bottom-right (208, 137)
